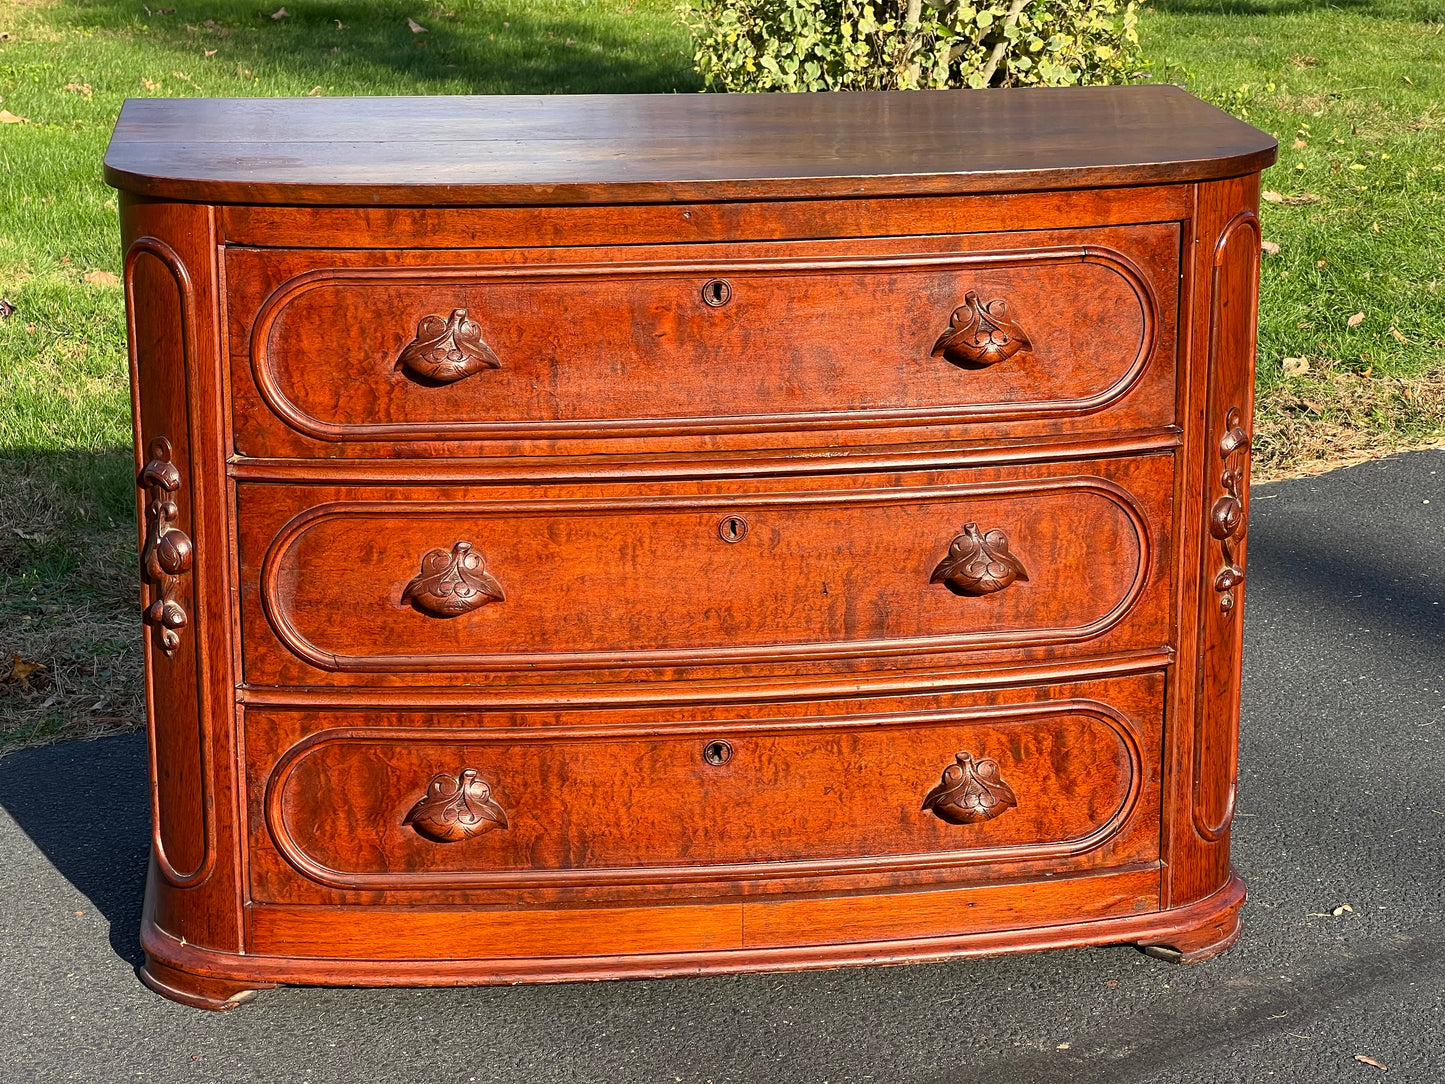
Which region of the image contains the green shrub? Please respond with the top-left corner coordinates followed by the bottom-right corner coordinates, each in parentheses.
top-left (678, 0), bottom-right (1141, 92)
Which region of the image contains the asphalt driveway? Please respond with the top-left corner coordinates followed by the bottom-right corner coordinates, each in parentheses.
top-left (2, 448), bottom-right (1442, 1084)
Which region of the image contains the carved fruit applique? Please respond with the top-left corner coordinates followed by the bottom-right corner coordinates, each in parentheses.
top-left (931, 290), bottom-right (1032, 368)
top-left (404, 768), bottom-right (509, 843)
top-left (396, 308), bottom-right (501, 383)
top-left (402, 541), bottom-right (504, 617)
top-left (930, 523), bottom-right (1029, 596)
top-left (922, 752), bottom-right (1018, 826)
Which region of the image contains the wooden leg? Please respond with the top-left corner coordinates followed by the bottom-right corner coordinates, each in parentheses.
top-left (1138, 901), bottom-right (1243, 965)
top-left (139, 956), bottom-right (276, 1011)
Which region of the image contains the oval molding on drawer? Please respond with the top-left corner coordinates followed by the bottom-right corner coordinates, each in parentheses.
top-left (260, 698), bottom-right (1147, 892)
top-left (255, 475), bottom-right (1154, 675)
top-left (245, 244), bottom-right (1159, 443)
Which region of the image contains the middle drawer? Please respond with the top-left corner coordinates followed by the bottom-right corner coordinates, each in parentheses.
top-left (238, 455), bottom-right (1172, 688)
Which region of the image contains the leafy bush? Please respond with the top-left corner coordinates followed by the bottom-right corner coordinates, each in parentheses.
top-left (679, 0), bottom-right (1141, 92)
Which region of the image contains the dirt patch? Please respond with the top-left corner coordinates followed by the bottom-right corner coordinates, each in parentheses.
top-left (0, 456), bottom-right (143, 755)
top-left (1253, 366), bottom-right (1445, 481)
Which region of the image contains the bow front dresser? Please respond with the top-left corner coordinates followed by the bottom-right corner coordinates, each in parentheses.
top-left (105, 87), bottom-right (1276, 1009)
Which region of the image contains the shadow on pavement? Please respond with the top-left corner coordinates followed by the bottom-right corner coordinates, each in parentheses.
top-left (0, 732), bottom-right (150, 965)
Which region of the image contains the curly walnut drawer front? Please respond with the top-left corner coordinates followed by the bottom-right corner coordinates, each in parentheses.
top-left (243, 671), bottom-right (1164, 906)
top-left (236, 455), bottom-right (1173, 688)
top-left (225, 224), bottom-right (1178, 458)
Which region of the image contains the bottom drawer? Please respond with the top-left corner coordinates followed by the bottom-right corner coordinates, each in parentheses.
top-left (244, 672), bottom-right (1163, 906)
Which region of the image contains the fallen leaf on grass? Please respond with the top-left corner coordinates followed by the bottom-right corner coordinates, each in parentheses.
top-left (307, 86), bottom-right (322, 97)
top-left (140, 76), bottom-right (161, 91)
top-left (1390, 327), bottom-right (1408, 343)
top-left (1354, 1054), bottom-right (1388, 1070)
top-left (6, 655), bottom-right (45, 687)
top-left (1293, 137), bottom-right (1307, 149)
top-left (1282, 357), bottom-right (1310, 377)
top-left (1263, 190), bottom-right (1285, 203)
top-left (83, 270), bottom-right (119, 287)
top-left (0, 298), bottom-right (15, 319)
top-left (271, 7), bottom-right (289, 19)
top-left (1349, 163), bottom-right (1368, 171)
top-left (1347, 312), bottom-right (1365, 328)
top-left (1261, 240), bottom-right (1281, 256)
top-left (204, 49), bottom-right (217, 57)
top-left (0, 110), bottom-right (27, 124)
top-left (64, 82), bottom-right (93, 98)
top-left (407, 17), bottom-right (428, 32)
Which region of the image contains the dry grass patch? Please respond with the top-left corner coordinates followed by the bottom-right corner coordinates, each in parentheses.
top-left (1254, 367), bottom-right (1445, 480)
top-left (0, 455), bottom-right (143, 753)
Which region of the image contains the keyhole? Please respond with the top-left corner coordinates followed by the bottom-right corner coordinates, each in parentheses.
top-left (702, 278), bottom-right (732, 307)
top-left (717, 515), bottom-right (749, 543)
top-left (703, 740), bottom-right (733, 767)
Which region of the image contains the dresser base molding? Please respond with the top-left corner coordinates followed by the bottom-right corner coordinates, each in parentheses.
top-left (137, 957), bottom-right (274, 1013)
top-left (138, 871), bottom-right (1244, 1010)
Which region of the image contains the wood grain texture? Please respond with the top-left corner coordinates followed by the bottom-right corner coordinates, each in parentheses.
top-left (122, 197), bottom-right (245, 955)
top-left (236, 456), bottom-right (1173, 687)
top-left (108, 89), bottom-right (1271, 1009)
top-left (104, 87), bottom-right (1277, 206)
top-left (218, 185), bottom-right (1193, 251)
top-left (140, 869), bottom-right (1248, 985)
top-left (1161, 174), bottom-right (1262, 909)
top-left (226, 225), bottom-right (1178, 459)
top-left (239, 672), bottom-right (1164, 908)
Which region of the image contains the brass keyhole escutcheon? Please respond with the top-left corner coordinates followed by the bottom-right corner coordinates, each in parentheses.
top-left (703, 740), bottom-right (733, 767)
top-left (717, 515), bottom-right (749, 543)
top-left (702, 278), bottom-right (733, 307)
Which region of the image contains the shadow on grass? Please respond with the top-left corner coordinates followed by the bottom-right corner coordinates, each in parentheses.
top-left (0, 450), bottom-right (143, 753)
top-left (56, 0), bottom-right (702, 95)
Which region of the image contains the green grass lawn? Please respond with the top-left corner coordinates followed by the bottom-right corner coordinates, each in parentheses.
top-left (1143, 0), bottom-right (1445, 473)
top-left (1, 0), bottom-right (1442, 752)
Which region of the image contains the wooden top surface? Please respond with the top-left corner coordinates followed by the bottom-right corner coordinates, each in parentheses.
top-left (104, 86), bottom-right (1276, 206)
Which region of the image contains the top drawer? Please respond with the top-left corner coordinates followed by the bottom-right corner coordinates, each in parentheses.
top-left (227, 224), bottom-right (1179, 460)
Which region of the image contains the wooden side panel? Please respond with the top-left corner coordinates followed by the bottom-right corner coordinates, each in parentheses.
top-left (1164, 176), bottom-right (1261, 907)
top-left (123, 195), bottom-right (243, 953)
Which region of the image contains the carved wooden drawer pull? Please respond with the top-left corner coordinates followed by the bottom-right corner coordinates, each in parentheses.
top-left (932, 290), bottom-right (1032, 368)
top-left (139, 437), bottom-right (194, 656)
top-left (1211, 407), bottom-right (1251, 612)
top-left (923, 751), bottom-right (1018, 825)
top-left (396, 308), bottom-right (501, 383)
top-left (404, 768), bottom-right (509, 843)
top-left (930, 523), bottom-right (1029, 596)
top-left (402, 541), bottom-right (504, 617)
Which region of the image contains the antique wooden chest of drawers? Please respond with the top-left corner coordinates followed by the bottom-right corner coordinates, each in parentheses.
top-left (105, 87), bottom-right (1276, 1009)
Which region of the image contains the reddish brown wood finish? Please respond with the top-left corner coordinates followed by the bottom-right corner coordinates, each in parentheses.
top-left (226, 225), bottom-right (1176, 456)
top-left (108, 89), bottom-right (1273, 1009)
top-left (242, 673), bottom-right (1162, 906)
top-left (103, 87), bottom-right (1276, 205)
top-left (235, 456), bottom-right (1173, 686)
